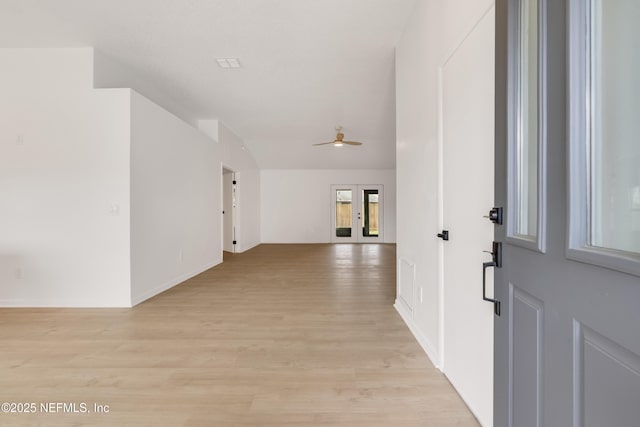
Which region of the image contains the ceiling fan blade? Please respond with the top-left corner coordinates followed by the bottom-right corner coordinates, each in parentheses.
top-left (342, 141), bottom-right (363, 145)
top-left (312, 141), bottom-right (336, 146)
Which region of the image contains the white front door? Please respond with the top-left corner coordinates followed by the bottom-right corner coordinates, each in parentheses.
top-left (441, 6), bottom-right (495, 427)
top-left (331, 185), bottom-right (384, 243)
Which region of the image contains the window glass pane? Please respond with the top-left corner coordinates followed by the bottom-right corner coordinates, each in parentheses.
top-left (515, 0), bottom-right (539, 237)
top-left (589, 0), bottom-right (640, 253)
top-left (335, 190), bottom-right (352, 237)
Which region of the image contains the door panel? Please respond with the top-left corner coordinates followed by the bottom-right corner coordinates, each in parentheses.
top-left (578, 322), bottom-right (640, 427)
top-left (442, 7), bottom-right (495, 427)
top-left (511, 286), bottom-right (543, 427)
top-left (494, 1), bottom-right (640, 426)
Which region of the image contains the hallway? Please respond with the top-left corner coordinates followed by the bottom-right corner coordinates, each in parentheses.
top-left (1, 244), bottom-right (478, 426)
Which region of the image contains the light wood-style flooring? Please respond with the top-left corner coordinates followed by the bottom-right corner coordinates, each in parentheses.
top-left (0, 244), bottom-right (479, 426)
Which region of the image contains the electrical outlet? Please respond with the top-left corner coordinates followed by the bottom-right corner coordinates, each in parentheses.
top-left (16, 134), bottom-right (24, 145)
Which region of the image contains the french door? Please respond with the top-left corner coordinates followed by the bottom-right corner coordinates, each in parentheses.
top-left (331, 185), bottom-right (384, 243)
top-left (494, 0), bottom-right (640, 425)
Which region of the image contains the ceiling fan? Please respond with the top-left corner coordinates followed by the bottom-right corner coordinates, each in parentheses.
top-left (313, 126), bottom-right (363, 147)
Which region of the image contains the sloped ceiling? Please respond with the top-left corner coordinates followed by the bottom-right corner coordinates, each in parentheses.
top-left (0, 0), bottom-right (416, 169)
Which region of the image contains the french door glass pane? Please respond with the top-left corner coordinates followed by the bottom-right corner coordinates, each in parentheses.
top-left (589, 0), bottom-right (640, 253)
top-left (362, 190), bottom-right (379, 237)
top-left (335, 190), bottom-right (352, 237)
top-left (514, 0), bottom-right (539, 237)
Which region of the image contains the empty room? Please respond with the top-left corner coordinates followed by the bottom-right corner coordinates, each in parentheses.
top-left (1, 0), bottom-right (639, 426)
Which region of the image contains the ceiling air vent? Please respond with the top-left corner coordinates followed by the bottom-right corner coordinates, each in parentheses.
top-left (216, 58), bottom-right (241, 69)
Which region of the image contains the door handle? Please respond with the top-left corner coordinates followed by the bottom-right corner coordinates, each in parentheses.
top-left (437, 230), bottom-right (449, 241)
top-left (482, 262), bottom-right (501, 316)
top-left (482, 241), bottom-right (502, 316)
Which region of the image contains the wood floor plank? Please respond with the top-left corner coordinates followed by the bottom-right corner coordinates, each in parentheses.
top-left (0, 244), bottom-right (478, 426)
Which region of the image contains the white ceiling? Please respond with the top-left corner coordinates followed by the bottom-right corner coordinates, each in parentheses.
top-left (0, 0), bottom-right (416, 169)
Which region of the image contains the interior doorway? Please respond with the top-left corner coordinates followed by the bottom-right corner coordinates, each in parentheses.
top-left (331, 184), bottom-right (384, 243)
top-left (222, 167), bottom-right (236, 255)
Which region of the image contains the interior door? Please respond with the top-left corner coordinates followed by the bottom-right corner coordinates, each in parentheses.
top-left (222, 169), bottom-right (236, 253)
top-left (331, 185), bottom-right (384, 243)
top-left (494, 0), bottom-right (640, 426)
top-left (441, 6), bottom-right (495, 427)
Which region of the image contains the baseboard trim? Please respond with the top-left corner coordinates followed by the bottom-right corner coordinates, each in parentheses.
top-left (394, 300), bottom-right (441, 370)
top-left (0, 297), bottom-right (130, 308)
top-left (131, 258), bottom-right (222, 306)
top-left (236, 241), bottom-right (260, 253)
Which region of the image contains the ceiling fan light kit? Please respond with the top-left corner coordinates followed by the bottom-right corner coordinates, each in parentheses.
top-left (313, 126), bottom-right (363, 147)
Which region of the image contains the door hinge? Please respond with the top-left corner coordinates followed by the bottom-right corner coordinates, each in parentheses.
top-left (232, 240), bottom-right (237, 245)
top-left (232, 180), bottom-right (237, 185)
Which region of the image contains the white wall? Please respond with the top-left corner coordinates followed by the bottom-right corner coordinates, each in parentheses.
top-left (93, 50), bottom-right (195, 126)
top-left (395, 0), bottom-right (494, 364)
top-left (395, 0), bottom-right (441, 361)
top-left (130, 91), bottom-right (221, 305)
top-left (0, 48), bottom-right (263, 307)
top-left (260, 169), bottom-right (396, 243)
top-left (0, 48), bottom-right (131, 307)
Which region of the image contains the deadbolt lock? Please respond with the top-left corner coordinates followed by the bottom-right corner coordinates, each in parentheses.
top-left (484, 207), bottom-right (503, 225)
